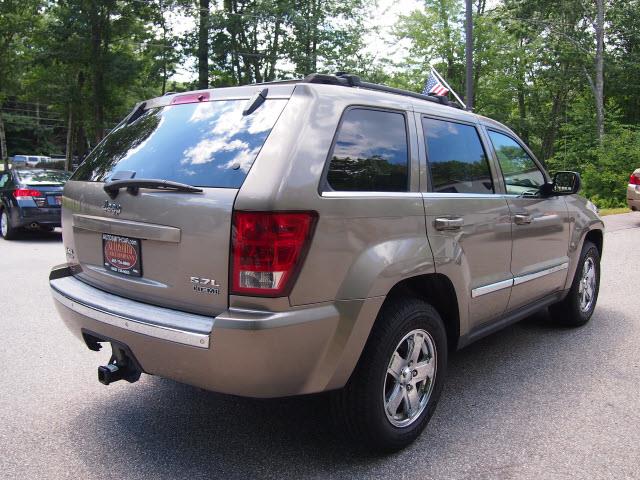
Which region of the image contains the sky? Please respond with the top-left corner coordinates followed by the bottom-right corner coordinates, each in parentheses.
top-left (362, 0), bottom-right (422, 60)
top-left (170, 0), bottom-right (424, 83)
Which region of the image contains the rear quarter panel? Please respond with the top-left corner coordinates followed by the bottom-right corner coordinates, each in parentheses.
top-left (235, 84), bottom-right (436, 306)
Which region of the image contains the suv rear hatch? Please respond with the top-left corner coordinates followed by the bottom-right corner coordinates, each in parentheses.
top-left (64, 92), bottom-right (289, 315)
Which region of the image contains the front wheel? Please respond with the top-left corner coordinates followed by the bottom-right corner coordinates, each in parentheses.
top-left (334, 297), bottom-right (448, 452)
top-left (549, 240), bottom-right (600, 327)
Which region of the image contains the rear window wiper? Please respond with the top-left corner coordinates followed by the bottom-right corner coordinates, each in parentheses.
top-left (104, 178), bottom-right (203, 198)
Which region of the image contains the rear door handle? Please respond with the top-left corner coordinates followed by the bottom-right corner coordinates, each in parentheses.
top-left (434, 217), bottom-right (464, 231)
top-left (513, 214), bottom-right (533, 225)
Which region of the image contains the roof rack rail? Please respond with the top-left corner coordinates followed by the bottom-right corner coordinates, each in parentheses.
top-left (302, 73), bottom-right (459, 109)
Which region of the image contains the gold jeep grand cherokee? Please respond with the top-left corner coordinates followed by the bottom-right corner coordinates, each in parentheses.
top-left (50, 74), bottom-right (604, 451)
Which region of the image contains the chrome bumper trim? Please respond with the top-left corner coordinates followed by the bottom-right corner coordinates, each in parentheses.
top-left (50, 277), bottom-right (212, 348)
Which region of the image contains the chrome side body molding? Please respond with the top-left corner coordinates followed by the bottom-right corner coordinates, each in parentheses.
top-left (471, 262), bottom-right (569, 298)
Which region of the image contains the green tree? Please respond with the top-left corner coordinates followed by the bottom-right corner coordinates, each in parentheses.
top-left (394, 0), bottom-right (465, 93)
top-left (0, 0), bottom-right (43, 169)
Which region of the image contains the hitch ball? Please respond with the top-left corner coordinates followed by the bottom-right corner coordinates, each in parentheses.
top-left (98, 364), bottom-right (125, 385)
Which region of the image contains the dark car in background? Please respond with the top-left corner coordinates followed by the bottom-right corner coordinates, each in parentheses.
top-left (0, 169), bottom-right (71, 239)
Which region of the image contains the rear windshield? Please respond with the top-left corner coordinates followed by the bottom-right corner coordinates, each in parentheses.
top-left (73, 99), bottom-right (287, 188)
top-left (16, 170), bottom-right (71, 185)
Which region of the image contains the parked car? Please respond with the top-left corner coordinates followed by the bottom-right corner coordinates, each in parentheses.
top-left (12, 154), bottom-right (52, 167)
top-left (0, 168), bottom-right (71, 239)
top-left (627, 168), bottom-right (640, 211)
top-left (49, 74), bottom-right (604, 451)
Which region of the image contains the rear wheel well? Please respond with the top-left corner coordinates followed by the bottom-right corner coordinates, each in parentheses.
top-left (585, 229), bottom-right (603, 256)
top-left (384, 274), bottom-right (460, 352)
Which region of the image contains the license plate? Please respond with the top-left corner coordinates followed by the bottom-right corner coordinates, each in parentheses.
top-left (102, 234), bottom-right (142, 277)
top-left (48, 195), bottom-right (62, 206)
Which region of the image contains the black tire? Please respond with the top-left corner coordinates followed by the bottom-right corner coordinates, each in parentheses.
top-left (334, 297), bottom-right (448, 452)
top-left (549, 240), bottom-right (600, 327)
top-left (0, 209), bottom-right (19, 240)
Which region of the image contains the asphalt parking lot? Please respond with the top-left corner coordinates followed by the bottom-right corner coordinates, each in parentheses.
top-left (1, 214), bottom-right (639, 479)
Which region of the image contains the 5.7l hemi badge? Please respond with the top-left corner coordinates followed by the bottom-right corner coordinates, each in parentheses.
top-left (190, 276), bottom-right (221, 295)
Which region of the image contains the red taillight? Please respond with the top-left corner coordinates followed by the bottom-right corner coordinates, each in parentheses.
top-left (231, 211), bottom-right (317, 297)
top-left (14, 188), bottom-right (42, 199)
top-left (630, 173), bottom-right (640, 185)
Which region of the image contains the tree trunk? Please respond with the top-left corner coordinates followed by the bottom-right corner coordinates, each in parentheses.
top-left (224, 0), bottom-right (242, 84)
top-left (303, 0), bottom-right (312, 75)
top-left (517, 82), bottom-right (528, 143)
top-left (160, 5), bottom-right (168, 95)
top-left (0, 109), bottom-right (8, 171)
top-left (252, 23), bottom-right (262, 83)
top-left (310, 0), bottom-right (318, 74)
top-left (162, 61), bottom-right (167, 95)
top-left (464, 0), bottom-right (473, 111)
top-left (89, 0), bottom-right (105, 144)
top-left (198, 0), bottom-right (210, 89)
top-left (594, 0), bottom-right (605, 142)
top-left (265, 19), bottom-right (281, 81)
top-left (516, 43), bottom-right (528, 143)
top-left (541, 91), bottom-right (565, 161)
top-left (65, 108), bottom-right (74, 172)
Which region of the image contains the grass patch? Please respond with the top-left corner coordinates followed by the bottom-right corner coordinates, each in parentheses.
top-left (598, 207), bottom-right (631, 216)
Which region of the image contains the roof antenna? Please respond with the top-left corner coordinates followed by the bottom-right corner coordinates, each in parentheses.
top-left (126, 102), bottom-right (147, 125)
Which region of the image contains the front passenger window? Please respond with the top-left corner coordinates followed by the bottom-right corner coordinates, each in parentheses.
top-left (488, 131), bottom-right (545, 196)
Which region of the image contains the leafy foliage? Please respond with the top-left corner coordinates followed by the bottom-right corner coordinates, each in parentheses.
top-left (389, 0), bottom-right (639, 207)
top-left (0, 0), bottom-right (638, 208)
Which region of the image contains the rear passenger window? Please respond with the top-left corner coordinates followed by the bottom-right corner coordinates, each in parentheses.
top-left (422, 118), bottom-right (494, 194)
top-left (327, 108), bottom-right (409, 192)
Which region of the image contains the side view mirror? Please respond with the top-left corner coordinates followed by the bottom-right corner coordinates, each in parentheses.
top-left (541, 171), bottom-right (581, 196)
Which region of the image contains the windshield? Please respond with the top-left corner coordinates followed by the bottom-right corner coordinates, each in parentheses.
top-left (16, 170), bottom-right (72, 185)
top-left (72, 99), bottom-right (287, 188)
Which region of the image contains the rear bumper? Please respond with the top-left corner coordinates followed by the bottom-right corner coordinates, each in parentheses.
top-left (14, 205), bottom-right (61, 227)
top-left (50, 265), bottom-right (383, 398)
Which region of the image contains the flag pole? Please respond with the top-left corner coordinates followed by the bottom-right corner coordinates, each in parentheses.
top-left (430, 65), bottom-right (466, 109)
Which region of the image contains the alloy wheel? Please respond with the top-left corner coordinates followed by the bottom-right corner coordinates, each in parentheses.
top-left (578, 256), bottom-right (597, 312)
top-left (383, 329), bottom-right (437, 427)
top-left (1, 212), bottom-right (7, 237)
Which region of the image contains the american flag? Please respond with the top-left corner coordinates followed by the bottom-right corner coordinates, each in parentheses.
top-left (422, 73), bottom-right (449, 96)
